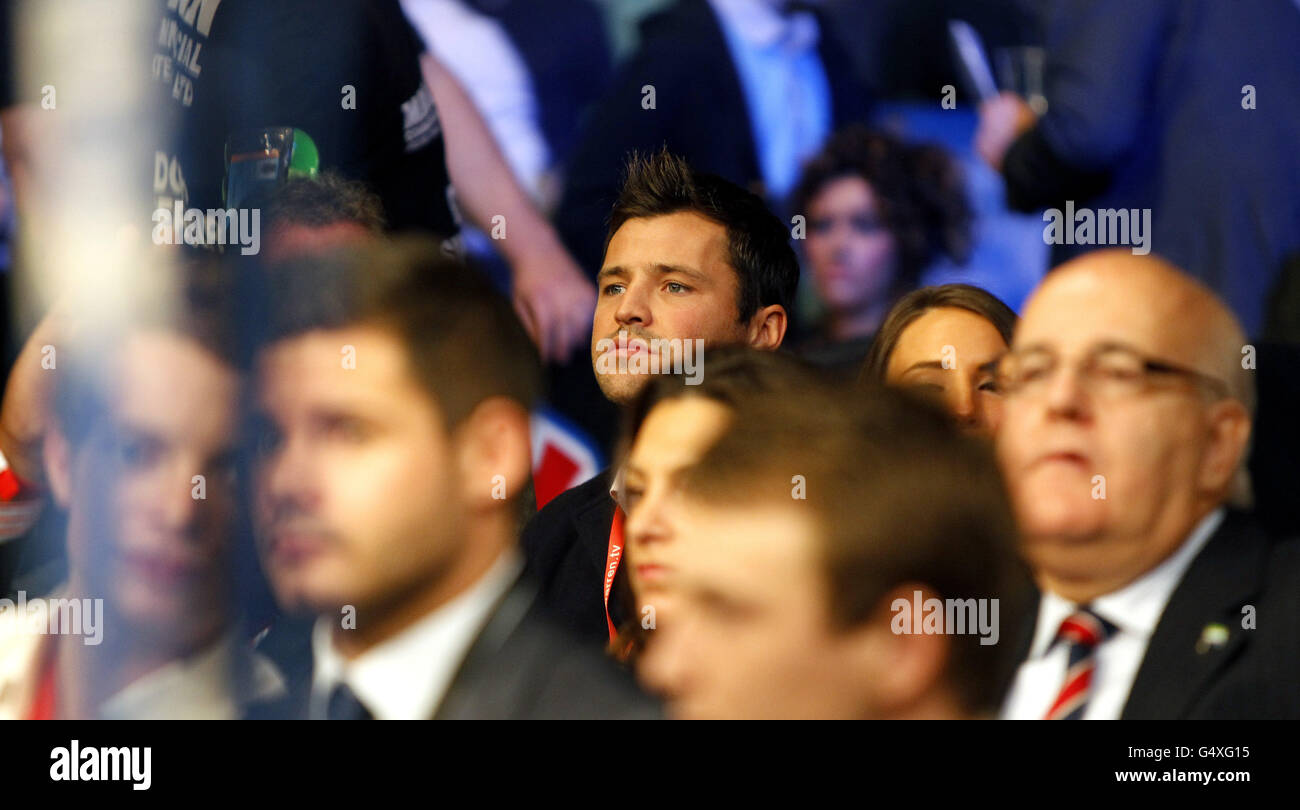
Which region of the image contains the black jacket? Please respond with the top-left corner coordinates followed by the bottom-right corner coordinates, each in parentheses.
top-left (246, 572), bottom-right (658, 720)
top-left (520, 468), bottom-right (627, 649)
top-left (1009, 510), bottom-right (1300, 719)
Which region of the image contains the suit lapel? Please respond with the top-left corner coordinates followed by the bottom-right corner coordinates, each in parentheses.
top-left (1121, 511), bottom-right (1268, 719)
top-left (432, 576), bottom-right (539, 720)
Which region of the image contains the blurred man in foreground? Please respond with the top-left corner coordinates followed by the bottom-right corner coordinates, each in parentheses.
top-left (631, 374), bottom-right (1029, 719)
top-left (247, 239), bottom-right (656, 719)
top-left (997, 250), bottom-right (1300, 719)
top-left (0, 259), bottom-right (282, 718)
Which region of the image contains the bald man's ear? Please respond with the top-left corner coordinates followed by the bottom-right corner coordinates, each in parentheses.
top-left (747, 305), bottom-right (788, 351)
top-left (1198, 399), bottom-right (1252, 498)
top-left (453, 397), bottom-right (533, 512)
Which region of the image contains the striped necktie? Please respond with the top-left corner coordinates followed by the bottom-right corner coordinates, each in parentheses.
top-left (1044, 608), bottom-right (1116, 720)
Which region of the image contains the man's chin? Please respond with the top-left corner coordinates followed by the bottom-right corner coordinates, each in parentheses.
top-left (1016, 494), bottom-right (1107, 545)
top-left (594, 371), bottom-right (650, 407)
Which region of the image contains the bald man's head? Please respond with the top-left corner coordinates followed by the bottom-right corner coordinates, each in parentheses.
top-left (995, 250), bottom-right (1253, 603)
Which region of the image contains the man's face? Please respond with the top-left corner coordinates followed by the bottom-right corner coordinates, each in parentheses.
top-left (60, 332), bottom-right (240, 645)
top-left (886, 307), bottom-right (1008, 436)
top-left (636, 499), bottom-right (880, 719)
top-left (591, 212), bottom-right (751, 405)
top-left (253, 326), bottom-right (462, 615)
top-left (622, 396), bottom-right (733, 607)
top-left (995, 269), bottom-right (1231, 595)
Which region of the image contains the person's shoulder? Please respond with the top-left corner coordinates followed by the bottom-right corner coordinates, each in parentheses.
top-left (522, 468), bottom-right (615, 573)
top-left (524, 468), bottom-right (614, 535)
top-left (510, 609), bottom-right (661, 720)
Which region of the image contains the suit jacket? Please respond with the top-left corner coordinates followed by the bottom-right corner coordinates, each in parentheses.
top-left (1008, 510), bottom-right (1300, 719)
top-left (520, 468), bottom-right (627, 649)
top-left (554, 0), bottom-right (873, 276)
top-left (247, 572), bottom-right (658, 720)
top-left (1001, 0), bottom-right (1300, 335)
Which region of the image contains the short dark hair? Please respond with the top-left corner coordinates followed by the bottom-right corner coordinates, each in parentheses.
top-left (681, 381), bottom-right (1030, 715)
top-left (265, 171), bottom-right (387, 233)
top-left (792, 127), bottom-right (972, 291)
top-left (860, 283), bottom-right (1017, 385)
top-left (604, 149), bottom-right (799, 322)
top-left (259, 236), bottom-right (540, 429)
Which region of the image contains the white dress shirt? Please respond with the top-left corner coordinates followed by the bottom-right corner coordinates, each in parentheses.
top-left (1002, 508), bottom-right (1225, 720)
top-left (309, 550), bottom-right (522, 720)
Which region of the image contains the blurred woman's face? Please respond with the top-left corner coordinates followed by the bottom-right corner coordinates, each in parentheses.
top-left (804, 176), bottom-right (898, 320)
top-left (885, 307), bottom-right (1009, 437)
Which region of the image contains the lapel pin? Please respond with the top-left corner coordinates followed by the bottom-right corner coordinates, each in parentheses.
top-left (1195, 622), bottom-right (1229, 655)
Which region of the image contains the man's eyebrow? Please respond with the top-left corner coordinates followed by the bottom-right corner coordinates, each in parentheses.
top-left (596, 266), bottom-right (628, 283)
top-left (652, 264), bottom-right (707, 282)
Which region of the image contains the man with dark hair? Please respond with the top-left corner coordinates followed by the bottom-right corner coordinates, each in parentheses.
top-left (630, 377), bottom-right (1030, 718)
top-left (246, 238), bottom-right (656, 719)
top-left (523, 149), bottom-right (798, 648)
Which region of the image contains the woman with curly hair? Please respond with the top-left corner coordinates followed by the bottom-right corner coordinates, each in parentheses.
top-left (791, 127), bottom-right (973, 374)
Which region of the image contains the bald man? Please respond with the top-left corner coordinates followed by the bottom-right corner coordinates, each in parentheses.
top-left (997, 250), bottom-right (1300, 720)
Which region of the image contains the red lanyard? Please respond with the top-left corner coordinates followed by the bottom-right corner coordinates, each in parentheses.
top-left (26, 644), bottom-right (57, 720)
top-left (604, 506), bottom-right (626, 643)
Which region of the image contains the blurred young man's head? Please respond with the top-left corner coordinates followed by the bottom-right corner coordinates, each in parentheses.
top-left (620, 349), bottom-right (831, 610)
top-left (591, 151), bottom-right (799, 405)
top-left (45, 259), bottom-right (246, 651)
top-left (995, 251), bottom-right (1253, 603)
top-left (252, 239), bottom-right (540, 630)
top-left (635, 383), bottom-right (1028, 719)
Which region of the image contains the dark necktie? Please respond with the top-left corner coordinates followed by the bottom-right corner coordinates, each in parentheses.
top-left (326, 682), bottom-right (373, 721)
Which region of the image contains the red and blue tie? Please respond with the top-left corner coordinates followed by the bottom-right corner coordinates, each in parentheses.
top-left (1044, 608), bottom-right (1116, 720)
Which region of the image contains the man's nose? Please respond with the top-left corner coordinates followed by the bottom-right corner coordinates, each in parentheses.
top-left (614, 281), bottom-right (652, 327)
top-left (262, 433), bottom-right (318, 513)
top-left (155, 472), bottom-right (201, 536)
top-left (1043, 362), bottom-right (1091, 420)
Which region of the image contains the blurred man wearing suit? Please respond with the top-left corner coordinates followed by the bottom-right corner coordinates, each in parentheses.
top-left (996, 250), bottom-right (1300, 719)
top-left (246, 239), bottom-right (656, 719)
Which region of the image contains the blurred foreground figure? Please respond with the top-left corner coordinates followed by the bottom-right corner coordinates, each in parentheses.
top-left (628, 365), bottom-right (1029, 719)
top-left (997, 250), bottom-right (1300, 719)
top-left (246, 239), bottom-right (657, 719)
top-left (613, 348), bottom-right (829, 660)
top-left (0, 260), bottom-right (282, 719)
